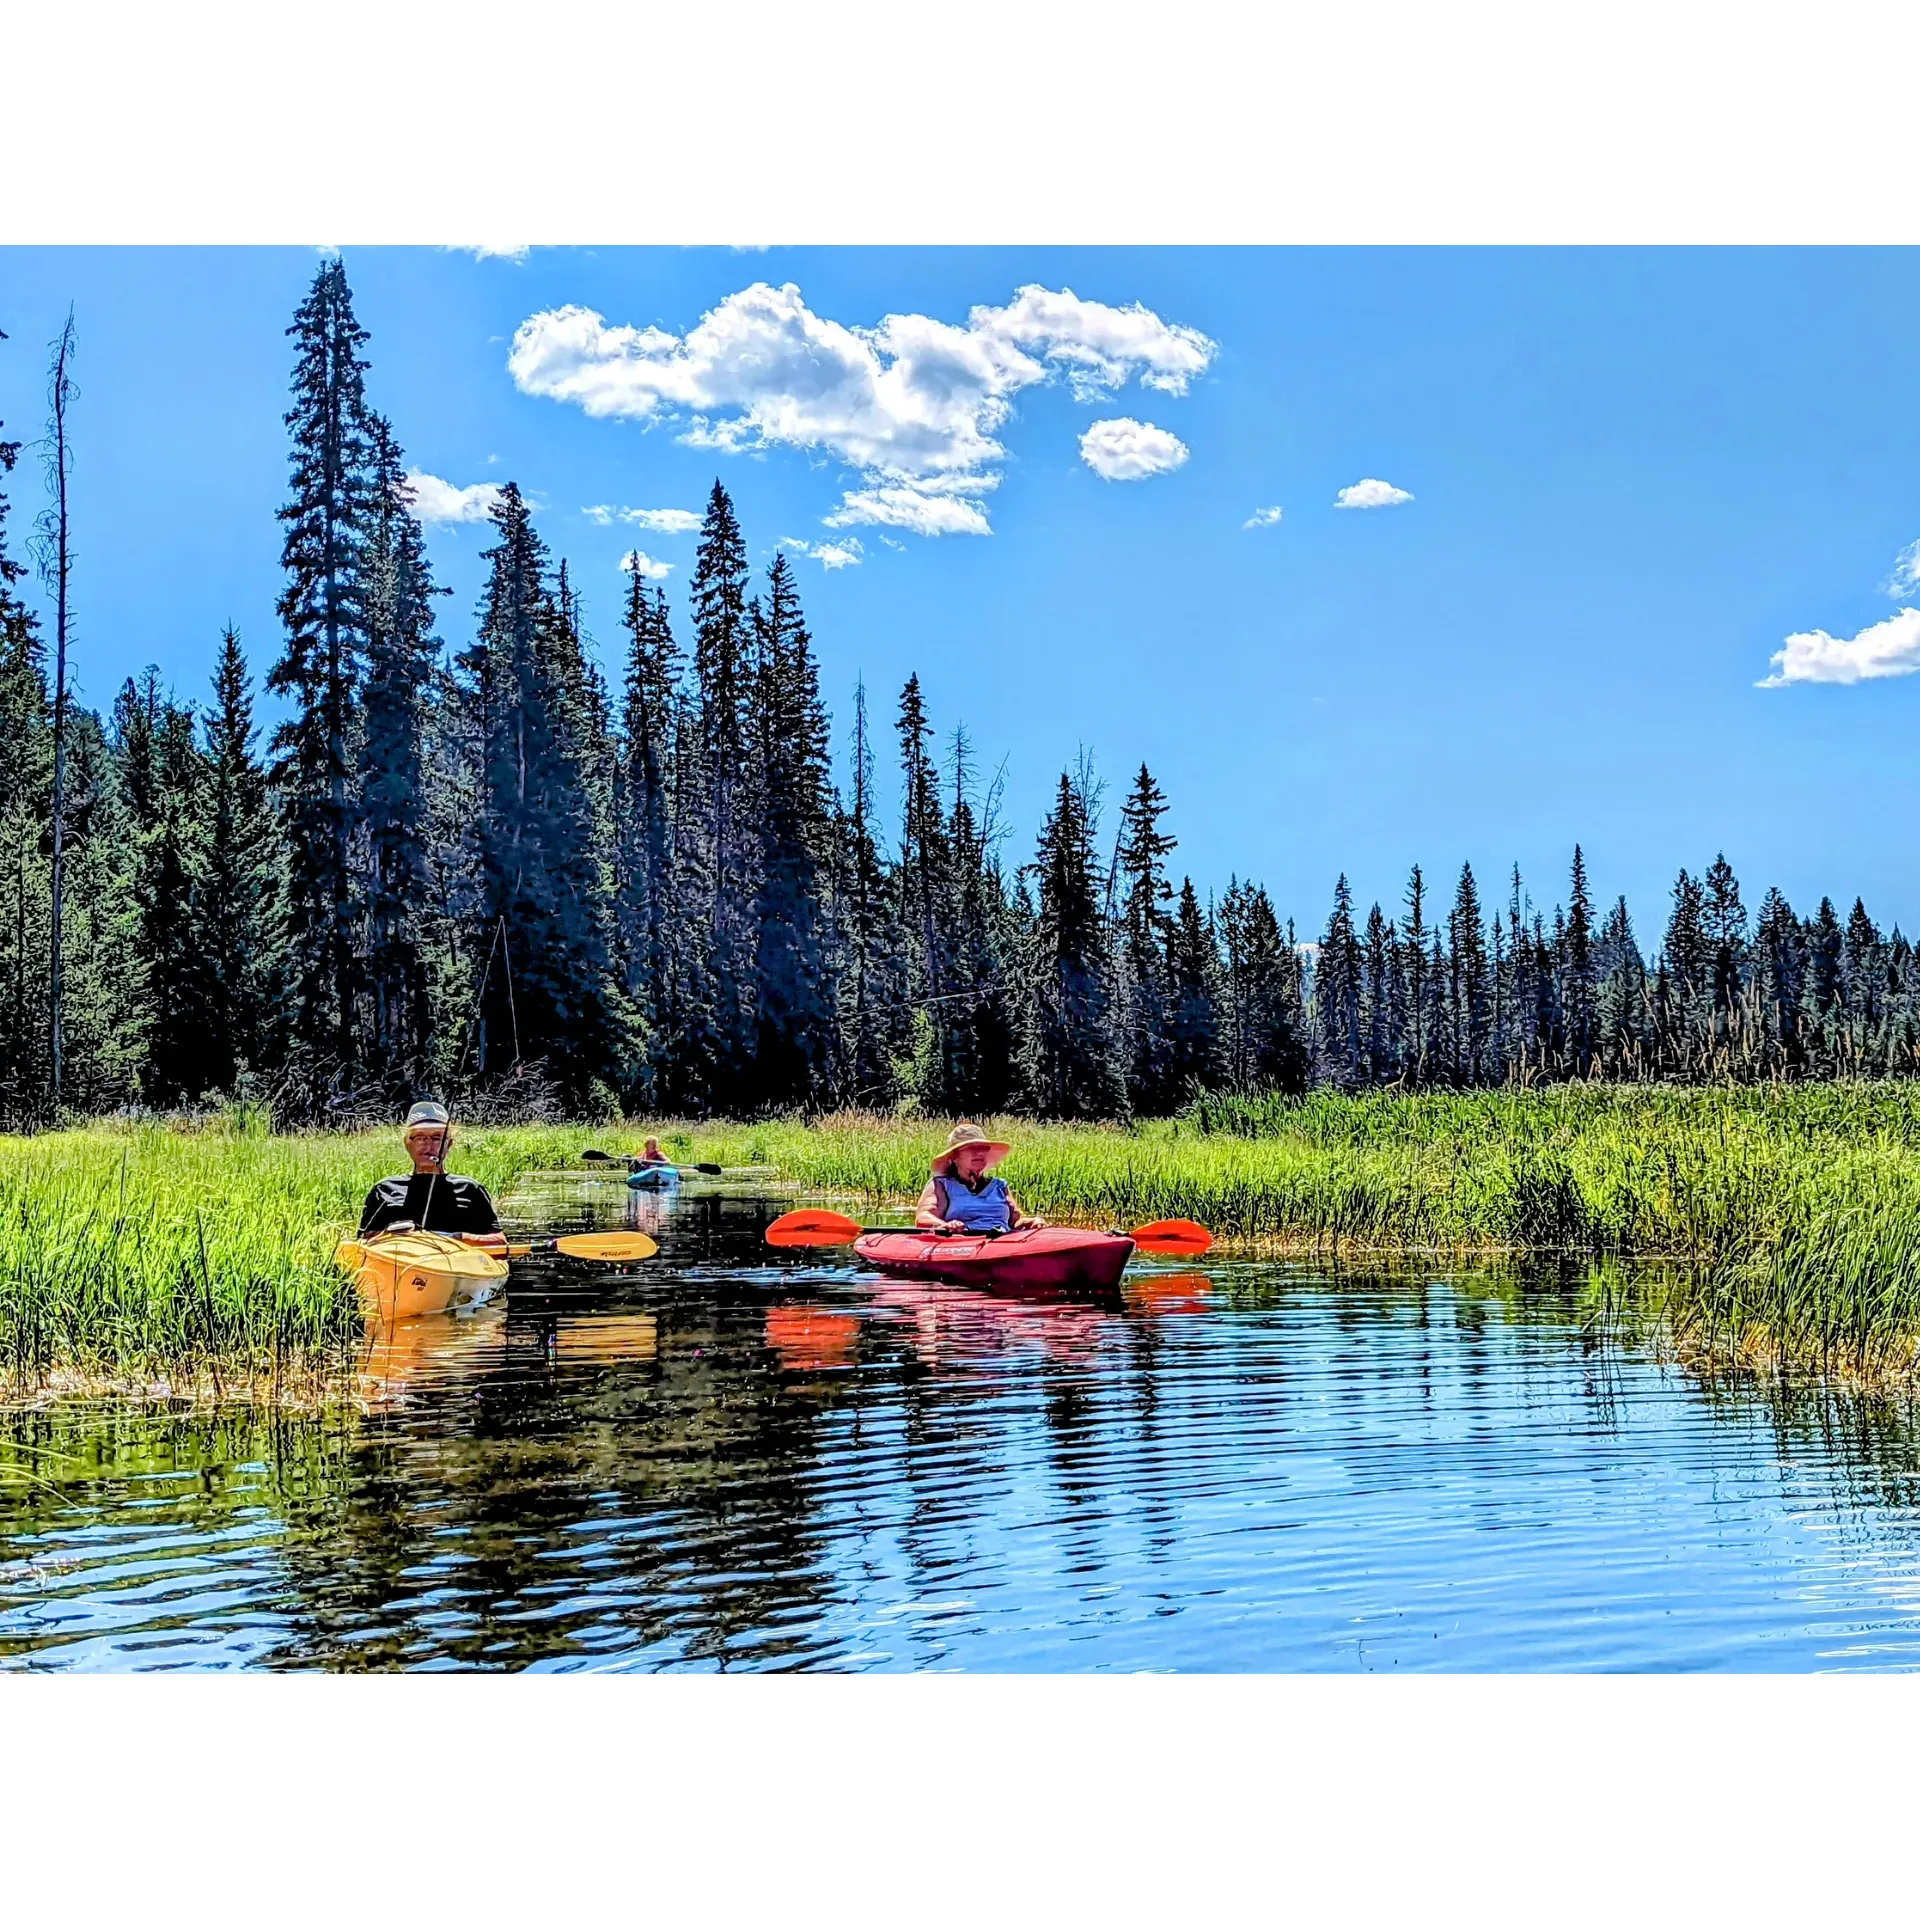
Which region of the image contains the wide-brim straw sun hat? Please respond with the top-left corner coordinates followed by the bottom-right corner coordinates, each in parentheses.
top-left (932, 1123), bottom-right (1011, 1175)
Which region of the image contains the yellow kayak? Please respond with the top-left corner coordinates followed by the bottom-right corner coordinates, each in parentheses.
top-left (336, 1231), bottom-right (511, 1321)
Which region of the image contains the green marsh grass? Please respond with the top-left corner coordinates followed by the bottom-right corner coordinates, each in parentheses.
top-left (7, 1086), bottom-right (1920, 1396)
top-left (0, 1118), bottom-right (611, 1398)
top-left (688, 1085), bottom-right (1920, 1382)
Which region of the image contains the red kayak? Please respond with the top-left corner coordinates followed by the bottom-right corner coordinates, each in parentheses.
top-left (851, 1226), bottom-right (1134, 1295)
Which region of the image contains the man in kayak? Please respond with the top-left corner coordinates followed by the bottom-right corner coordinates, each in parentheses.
top-left (914, 1123), bottom-right (1048, 1235)
top-left (358, 1101), bottom-right (508, 1251)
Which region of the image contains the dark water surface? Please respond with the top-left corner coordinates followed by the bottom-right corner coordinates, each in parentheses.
top-left (7, 1180), bottom-right (1920, 1672)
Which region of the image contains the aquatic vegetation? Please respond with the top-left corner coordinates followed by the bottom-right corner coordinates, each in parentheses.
top-left (5, 1085), bottom-right (1920, 1393)
top-left (0, 1118), bottom-right (612, 1393)
top-left (691, 1086), bottom-right (1920, 1380)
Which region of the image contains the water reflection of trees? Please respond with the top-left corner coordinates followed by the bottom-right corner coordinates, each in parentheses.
top-left (11, 1225), bottom-right (1920, 1671)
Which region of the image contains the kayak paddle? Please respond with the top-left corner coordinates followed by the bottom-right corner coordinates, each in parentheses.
top-left (763, 1209), bottom-right (1213, 1255)
top-left (504, 1230), bottom-right (659, 1263)
top-left (583, 1149), bottom-right (725, 1176)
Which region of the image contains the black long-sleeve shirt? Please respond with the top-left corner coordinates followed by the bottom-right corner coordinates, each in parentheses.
top-left (357, 1173), bottom-right (502, 1238)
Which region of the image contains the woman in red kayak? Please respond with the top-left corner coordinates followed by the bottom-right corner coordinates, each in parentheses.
top-left (915, 1124), bottom-right (1048, 1235)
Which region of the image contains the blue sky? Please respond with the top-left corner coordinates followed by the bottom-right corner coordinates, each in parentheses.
top-left (2, 245), bottom-right (1918, 942)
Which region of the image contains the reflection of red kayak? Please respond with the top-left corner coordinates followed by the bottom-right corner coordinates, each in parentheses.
top-left (851, 1226), bottom-right (1133, 1295)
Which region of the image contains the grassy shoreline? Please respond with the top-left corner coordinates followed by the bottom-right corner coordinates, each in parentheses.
top-left (2, 1084), bottom-right (1919, 1397)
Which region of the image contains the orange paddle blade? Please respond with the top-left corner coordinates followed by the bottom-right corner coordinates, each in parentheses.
top-left (765, 1208), bottom-right (864, 1249)
top-left (1128, 1218), bottom-right (1213, 1255)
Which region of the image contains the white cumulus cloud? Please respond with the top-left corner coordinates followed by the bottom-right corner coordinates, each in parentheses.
top-left (585, 504), bottom-right (701, 533)
top-left (1079, 417), bottom-right (1189, 482)
top-left (1335, 477), bottom-right (1413, 509)
top-left (449, 244), bottom-right (531, 263)
top-left (1758, 606), bottom-right (1920, 687)
top-left (403, 470), bottom-right (505, 525)
top-left (619, 549), bottom-right (674, 580)
top-left (1243, 505), bottom-right (1285, 529)
top-left (823, 475), bottom-right (997, 538)
top-left (782, 537), bottom-right (864, 571)
top-left (508, 281), bottom-right (1216, 533)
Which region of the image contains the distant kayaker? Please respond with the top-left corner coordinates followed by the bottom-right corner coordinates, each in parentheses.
top-left (358, 1101), bottom-right (507, 1250)
top-left (638, 1137), bottom-right (670, 1167)
top-left (915, 1123), bottom-right (1047, 1235)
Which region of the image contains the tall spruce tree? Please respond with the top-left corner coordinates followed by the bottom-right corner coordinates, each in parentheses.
top-left (1360, 902), bottom-right (1399, 1085)
top-left (198, 627), bottom-right (284, 1089)
top-left (1563, 846), bottom-right (1596, 1076)
top-left (615, 575), bottom-right (679, 1100)
top-left (1165, 878), bottom-right (1223, 1098)
top-left (1115, 762), bottom-right (1178, 1113)
top-left (834, 679), bottom-right (910, 1107)
top-left (1315, 874), bottom-right (1364, 1090)
top-left (1023, 770), bottom-right (1124, 1117)
top-left (269, 259), bottom-right (378, 1081)
top-left (690, 480), bottom-right (758, 1099)
top-left (1401, 865), bottom-right (1430, 1085)
top-left (1595, 896), bottom-right (1646, 1077)
top-left (358, 428), bottom-right (443, 1088)
top-left (462, 483), bottom-right (628, 1100)
top-left (896, 675), bottom-right (962, 1107)
top-left (117, 672), bottom-right (214, 1103)
top-left (750, 553), bottom-right (834, 1108)
top-left (1218, 879), bottom-right (1309, 1094)
top-left (1450, 862), bottom-right (1491, 1085)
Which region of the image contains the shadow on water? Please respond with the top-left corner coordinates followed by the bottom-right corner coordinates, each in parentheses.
top-left (7, 1183), bottom-right (1920, 1671)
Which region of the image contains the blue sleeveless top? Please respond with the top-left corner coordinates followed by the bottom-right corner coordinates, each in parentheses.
top-left (937, 1174), bottom-right (1012, 1231)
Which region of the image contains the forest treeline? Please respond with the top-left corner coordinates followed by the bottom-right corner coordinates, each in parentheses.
top-left (0, 262), bottom-right (1915, 1125)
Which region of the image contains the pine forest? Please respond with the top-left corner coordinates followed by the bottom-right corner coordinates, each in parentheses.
top-left (1, 262), bottom-right (1916, 1128)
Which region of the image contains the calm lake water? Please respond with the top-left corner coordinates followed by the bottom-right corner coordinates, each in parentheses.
top-left (6, 1179), bottom-right (1920, 1673)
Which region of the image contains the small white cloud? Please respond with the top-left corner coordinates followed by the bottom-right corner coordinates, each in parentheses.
top-left (1079, 417), bottom-right (1189, 482)
top-left (449, 244), bottom-right (531, 263)
top-left (1243, 505), bottom-right (1284, 529)
top-left (402, 469), bottom-right (505, 525)
top-left (824, 476), bottom-right (996, 538)
top-left (1884, 537), bottom-right (1920, 599)
top-left (1335, 477), bottom-right (1413, 509)
top-left (585, 504), bottom-right (702, 534)
top-left (1759, 605), bottom-right (1920, 687)
top-left (619, 549), bottom-right (674, 579)
top-left (783, 536), bottom-right (864, 570)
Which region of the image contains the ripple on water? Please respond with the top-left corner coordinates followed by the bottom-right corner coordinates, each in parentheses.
top-left (8, 1196), bottom-right (1920, 1670)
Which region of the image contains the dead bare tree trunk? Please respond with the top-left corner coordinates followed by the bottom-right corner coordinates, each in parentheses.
top-left (43, 312), bottom-right (75, 1113)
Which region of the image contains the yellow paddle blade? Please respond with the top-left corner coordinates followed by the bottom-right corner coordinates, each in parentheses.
top-left (765, 1208), bottom-right (863, 1249)
top-left (555, 1231), bottom-right (657, 1263)
top-left (504, 1231), bottom-right (658, 1263)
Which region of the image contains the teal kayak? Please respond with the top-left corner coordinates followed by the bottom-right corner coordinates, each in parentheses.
top-left (628, 1165), bottom-right (680, 1191)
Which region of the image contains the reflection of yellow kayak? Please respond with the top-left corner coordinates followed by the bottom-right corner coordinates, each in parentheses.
top-left (336, 1231), bottom-right (511, 1320)
top-left (551, 1313), bottom-right (659, 1364)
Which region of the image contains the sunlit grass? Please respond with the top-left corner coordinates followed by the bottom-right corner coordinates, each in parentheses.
top-left (0, 1117), bottom-right (611, 1392)
top-left (688, 1086), bottom-right (1920, 1380)
top-left (6, 1085), bottom-right (1920, 1393)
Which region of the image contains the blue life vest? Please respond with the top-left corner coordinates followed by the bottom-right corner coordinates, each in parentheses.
top-left (937, 1174), bottom-right (1013, 1232)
